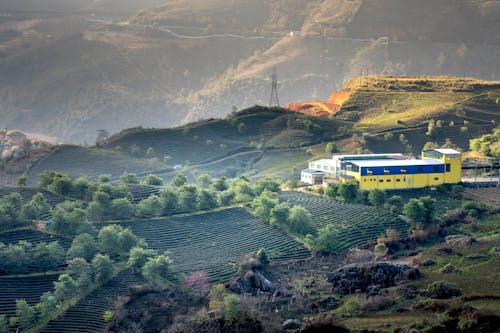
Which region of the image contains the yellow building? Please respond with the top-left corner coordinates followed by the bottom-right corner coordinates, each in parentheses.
top-left (337, 148), bottom-right (462, 190)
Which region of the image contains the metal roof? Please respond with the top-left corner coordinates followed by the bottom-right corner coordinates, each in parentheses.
top-left (350, 159), bottom-right (443, 167)
top-left (311, 159), bottom-right (337, 166)
top-left (428, 148), bottom-right (461, 154)
top-left (301, 169), bottom-right (326, 175)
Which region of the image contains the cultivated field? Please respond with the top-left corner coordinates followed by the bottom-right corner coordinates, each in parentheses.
top-left (280, 191), bottom-right (409, 253)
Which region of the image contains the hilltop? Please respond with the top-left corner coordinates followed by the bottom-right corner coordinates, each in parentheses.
top-left (1, 0), bottom-right (500, 142)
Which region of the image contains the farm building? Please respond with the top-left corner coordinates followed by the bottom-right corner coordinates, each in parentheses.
top-left (300, 169), bottom-right (326, 185)
top-left (305, 148), bottom-right (461, 190)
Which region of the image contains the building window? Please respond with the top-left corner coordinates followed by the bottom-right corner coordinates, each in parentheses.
top-left (400, 168), bottom-right (407, 174)
top-left (379, 179), bottom-right (384, 183)
top-left (396, 179), bottom-right (401, 182)
top-left (417, 167), bottom-right (423, 173)
top-left (367, 169), bottom-right (373, 175)
top-left (384, 168), bottom-right (390, 174)
top-left (434, 177), bottom-right (439, 181)
top-left (387, 179), bottom-right (391, 182)
top-left (446, 164), bottom-right (451, 172)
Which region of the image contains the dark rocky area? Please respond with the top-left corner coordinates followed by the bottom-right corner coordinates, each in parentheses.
top-left (327, 263), bottom-right (420, 295)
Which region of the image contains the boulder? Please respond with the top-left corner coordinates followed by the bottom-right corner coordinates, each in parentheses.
top-left (439, 263), bottom-right (459, 274)
top-left (281, 319), bottom-right (301, 331)
top-left (327, 263), bottom-right (420, 295)
top-left (228, 269), bottom-right (273, 295)
top-left (445, 235), bottom-right (475, 246)
top-left (421, 259), bottom-right (436, 267)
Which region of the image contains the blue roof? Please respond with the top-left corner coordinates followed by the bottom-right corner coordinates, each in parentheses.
top-left (350, 159), bottom-right (442, 167)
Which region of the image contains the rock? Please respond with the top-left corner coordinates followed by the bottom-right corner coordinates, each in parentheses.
top-left (466, 253), bottom-right (486, 260)
top-left (281, 319), bottom-right (301, 330)
top-left (227, 269), bottom-right (273, 295)
top-left (424, 281), bottom-right (461, 299)
top-left (440, 263), bottom-right (459, 274)
top-left (445, 235), bottom-right (475, 246)
top-left (421, 259), bottom-right (435, 267)
top-left (489, 247), bottom-right (500, 257)
top-left (327, 263), bottom-right (420, 295)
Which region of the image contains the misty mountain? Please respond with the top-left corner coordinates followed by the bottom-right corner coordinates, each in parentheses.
top-left (0, 0), bottom-right (499, 143)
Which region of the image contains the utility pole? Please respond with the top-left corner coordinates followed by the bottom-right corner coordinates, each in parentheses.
top-left (269, 68), bottom-right (280, 107)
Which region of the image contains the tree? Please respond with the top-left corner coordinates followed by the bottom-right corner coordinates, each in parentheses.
top-left (15, 299), bottom-right (35, 330)
top-left (16, 175), bottom-right (27, 187)
top-left (142, 254), bottom-right (173, 283)
top-left (338, 182), bottom-right (358, 202)
top-left (51, 201), bottom-right (91, 236)
top-left (29, 192), bottom-right (50, 216)
top-left (92, 254), bottom-right (114, 284)
top-left (325, 142), bottom-right (338, 154)
top-left (72, 177), bottom-right (92, 200)
top-left (98, 174), bottom-right (111, 183)
top-left (212, 177), bottom-right (228, 192)
top-left (117, 228), bottom-right (141, 254)
top-left (209, 283), bottom-right (226, 310)
top-left (270, 203), bottom-right (290, 227)
top-left (53, 273), bottom-right (78, 301)
top-left (255, 248), bottom-right (269, 268)
top-left (50, 174), bottom-right (74, 196)
top-left (120, 172), bottom-right (139, 185)
top-left (254, 178), bottom-right (280, 195)
top-left (2, 242), bottom-right (31, 274)
top-left (197, 174), bottom-right (212, 189)
top-left (386, 195), bottom-right (403, 214)
top-left (368, 189), bottom-right (386, 208)
top-left (315, 224), bottom-right (340, 253)
top-left (251, 191), bottom-right (278, 221)
top-left (66, 258), bottom-right (92, 289)
top-left (403, 199), bottom-right (425, 225)
top-left (67, 233), bottom-right (98, 261)
top-left (223, 294), bottom-right (244, 322)
top-left (142, 174), bottom-right (164, 186)
top-left (170, 174), bottom-right (187, 187)
top-left (159, 189), bottom-right (178, 214)
top-left (95, 129), bottom-right (109, 145)
top-left (324, 183), bottom-right (339, 199)
top-left (178, 185), bottom-right (198, 211)
top-left (145, 147), bottom-right (155, 158)
top-left (217, 190), bottom-right (236, 206)
top-left (38, 170), bottom-right (57, 188)
top-left (231, 178), bottom-right (255, 202)
top-left (109, 198), bottom-right (135, 220)
top-left (288, 205), bottom-right (312, 235)
top-left (198, 189), bottom-right (217, 210)
top-left (136, 195), bottom-right (163, 218)
top-left (127, 247), bottom-right (158, 272)
top-left (420, 196), bottom-right (436, 225)
top-left (426, 119), bottom-right (437, 137)
top-left (34, 242), bottom-right (64, 271)
top-left (185, 271), bottom-right (210, 296)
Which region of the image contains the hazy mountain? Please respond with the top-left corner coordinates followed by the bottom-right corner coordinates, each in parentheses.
top-left (0, 0), bottom-right (499, 143)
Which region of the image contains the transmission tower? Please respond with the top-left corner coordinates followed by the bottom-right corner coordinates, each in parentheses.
top-left (269, 68), bottom-right (280, 107)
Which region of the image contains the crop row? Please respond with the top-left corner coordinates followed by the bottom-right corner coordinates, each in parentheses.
top-left (0, 229), bottom-right (72, 249)
top-left (0, 187), bottom-right (63, 208)
top-left (40, 271), bottom-right (144, 333)
top-left (0, 274), bottom-right (58, 317)
top-left (101, 208), bottom-right (311, 282)
top-left (279, 191), bottom-right (409, 252)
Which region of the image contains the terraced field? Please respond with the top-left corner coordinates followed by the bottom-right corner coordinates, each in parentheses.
top-left (0, 187), bottom-right (64, 206)
top-left (40, 271), bottom-right (144, 333)
top-left (463, 187), bottom-right (500, 207)
top-left (0, 229), bottom-right (72, 249)
top-left (279, 191), bottom-right (409, 253)
top-left (0, 274), bottom-right (59, 318)
top-left (103, 208), bottom-right (311, 282)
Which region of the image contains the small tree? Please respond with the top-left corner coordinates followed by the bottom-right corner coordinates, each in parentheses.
top-left (110, 198), bottom-right (135, 220)
top-left (209, 284), bottom-right (226, 310)
top-left (159, 189), bottom-right (178, 214)
top-left (92, 254), bottom-right (114, 285)
top-left (66, 258), bottom-right (92, 289)
top-left (368, 189), bottom-right (386, 208)
top-left (198, 190), bottom-right (217, 210)
top-left (120, 172), bottom-right (139, 185)
top-left (338, 182), bottom-right (358, 202)
top-left (178, 185), bottom-right (198, 211)
top-left (51, 201), bottom-right (91, 236)
top-left (37, 292), bottom-right (57, 318)
top-left (15, 299), bottom-right (35, 330)
top-left (269, 203), bottom-right (290, 227)
top-left (127, 247), bottom-right (158, 272)
top-left (16, 175), bottom-right (27, 188)
top-left (197, 174), bottom-right (212, 189)
top-left (171, 174), bottom-right (187, 187)
top-left (136, 195), bottom-right (163, 218)
top-left (255, 248), bottom-right (269, 268)
top-left (325, 142), bottom-right (338, 154)
top-left (212, 177), bottom-right (228, 191)
top-left (67, 233), bottom-right (98, 261)
top-left (223, 294), bottom-right (244, 322)
top-left (251, 190), bottom-right (278, 221)
top-left (34, 242), bottom-right (65, 271)
top-left (142, 254), bottom-right (173, 283)
top-left (97, 174), bottom-right (111, 183)
top-left (53, 273), bottom-right (78, 302)
top-left (145, 147), bottom-right (155, 158)
top-left (288, 205), bottom-right (312, 235)
top-left (185, 271), bottom-right (210, 296)
top-left (403, 199), bottom-right (425, 226)
top-left (142, 174), bottom-right (163, 186)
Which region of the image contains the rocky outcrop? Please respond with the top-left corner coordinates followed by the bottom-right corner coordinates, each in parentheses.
top-left (227, 269), bottom-right (274, 295)
top-left (327, 263), bottom-right (420, 295)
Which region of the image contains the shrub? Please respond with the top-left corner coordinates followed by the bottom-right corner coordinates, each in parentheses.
top-left (426, 281), bottom-right (461, 299)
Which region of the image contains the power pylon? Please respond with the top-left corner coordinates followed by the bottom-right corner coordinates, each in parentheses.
top-left (269, 68), bottom-right (280, 107)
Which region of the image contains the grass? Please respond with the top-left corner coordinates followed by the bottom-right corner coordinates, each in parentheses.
top-left (339, 312), bottom-right (444, 332)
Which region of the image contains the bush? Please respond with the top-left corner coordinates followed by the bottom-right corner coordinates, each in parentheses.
top-left (426, 281), bottom-right (461, 299)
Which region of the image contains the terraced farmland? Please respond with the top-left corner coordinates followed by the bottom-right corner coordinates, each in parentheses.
top-left (40, 271), bottom-right (144, 333)
top-left (463, 187), bottom-right (500, 207)
top-left (279, 191), bottom-right (409, 253)
top-left (0, 187), bottom-right (64, 207)
top-left (0, 274), bottom-right (58, 317)
top-left (103, 208), bottom-right (311, 282)
top-left (0, 229), bottom-right (72, 249)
